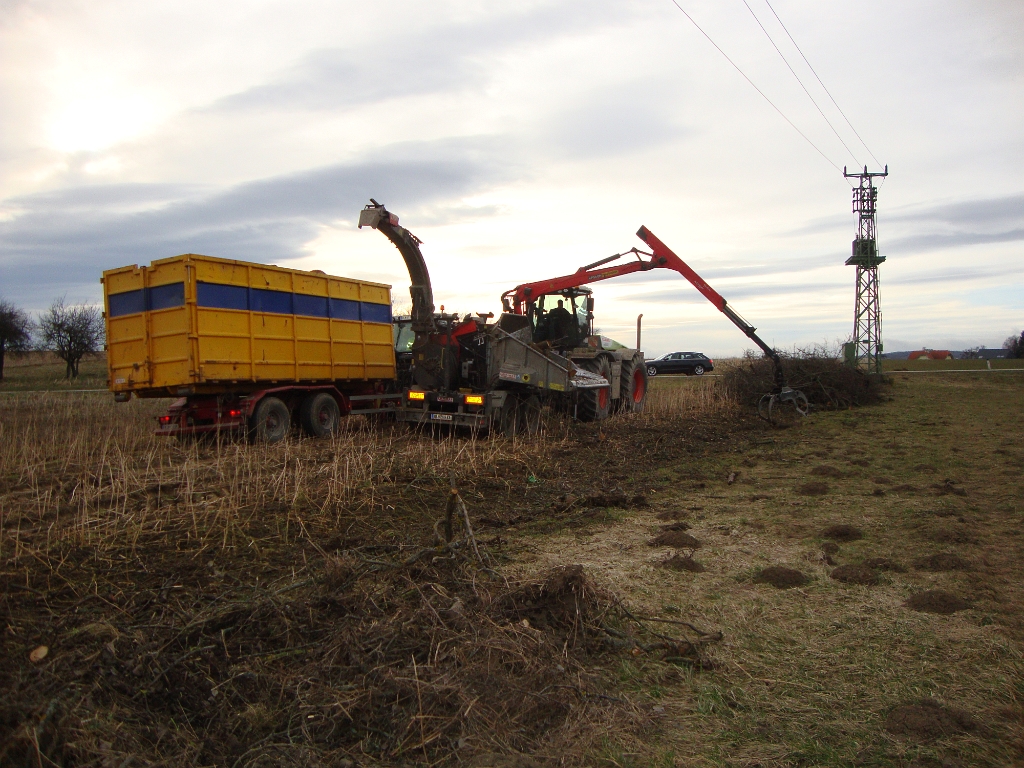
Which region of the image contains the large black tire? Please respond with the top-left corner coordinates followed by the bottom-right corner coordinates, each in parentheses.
top-left (249, 396), bottom-right (291, 443)
top-left (300, 392), bottom-right (341, 437)
top-left (577, 357), bottom-right (612, 422)
top-left (620, 357), bottom-right (649, 413)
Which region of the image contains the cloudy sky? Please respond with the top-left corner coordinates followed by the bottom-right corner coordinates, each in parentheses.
top-left (1, 0), bottom-right (1021, 356)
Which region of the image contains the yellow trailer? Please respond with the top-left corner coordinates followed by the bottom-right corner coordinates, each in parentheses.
top-left (102, 254), bottom-right (399, 440)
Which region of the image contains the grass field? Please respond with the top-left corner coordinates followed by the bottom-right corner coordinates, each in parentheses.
top-left (1, 370), bottom-right (1022, 766)
top-left (0, 352), bottom-right (107, 391)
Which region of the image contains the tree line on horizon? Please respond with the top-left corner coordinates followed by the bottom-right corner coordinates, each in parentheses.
top-left (0, 297), bottom-right (104, 381)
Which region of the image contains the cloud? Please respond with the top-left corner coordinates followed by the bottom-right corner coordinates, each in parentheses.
top-left (208, 2), bottom-right (629, 114)
top-left (0, 136), bottom-right (514, 309)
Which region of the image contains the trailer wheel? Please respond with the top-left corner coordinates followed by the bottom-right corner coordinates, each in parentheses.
top-left (249, 396), bottom-right (291, 443)
top-left (620, 358), bottom-right (649, 413)
top-left (300, 392), bottom-right (341, 437)
top-left (577, 357), bottom-right (612, 422)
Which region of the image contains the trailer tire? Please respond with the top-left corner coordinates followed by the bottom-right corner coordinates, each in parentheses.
top-left (300, 392), bottom-right (341, 437)
top-left (577, 357), bottom-right (612, 422)
top-left (249, 397), bottom-right (291, 443)
top-left (620, 358), bottom-right (649, 413)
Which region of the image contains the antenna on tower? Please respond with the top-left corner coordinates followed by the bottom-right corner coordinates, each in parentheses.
top-left (843, 164), bottom-right (888, 374)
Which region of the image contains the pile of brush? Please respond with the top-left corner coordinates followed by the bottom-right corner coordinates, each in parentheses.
top-left (724, 347), bottom-right (887, 410)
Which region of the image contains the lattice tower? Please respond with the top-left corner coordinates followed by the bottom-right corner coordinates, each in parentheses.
top-left (844, 165), bottom-right (888, 374)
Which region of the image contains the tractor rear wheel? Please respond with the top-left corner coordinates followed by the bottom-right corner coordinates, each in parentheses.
top-left (249, 396), bottom-right (291, 443)
top-left (620, 357), bottom-right (649, 413)
top-left (300, 392), bottom-right (341, 437)
top-left (577, 357), bottom-right (612, 422)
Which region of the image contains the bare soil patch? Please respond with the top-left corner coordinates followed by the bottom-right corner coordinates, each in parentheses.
top-left (796, 481), bottom-right (829, 496)
top-left (753, 566), bottom-right (809, 589)
top-left (831, 564), bottom-right (880, 585)
top-left (662, 554), bottom-right (706, 573)
top-left (648, 530), bottom-right (702, 549)
top-left (884, 699), bottom-right (976, 741)
top-left (822, 524), bottom-right (864, 542)
top-left (905, 590), bottom-right (972, 615)
top-left (915, 553), bottom-right (971, 572)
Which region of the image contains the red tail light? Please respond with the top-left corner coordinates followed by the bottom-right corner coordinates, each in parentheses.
top-left (158, 415), bottom-right (172, 426)
top-left (228, 409), bottom-right (242, 418)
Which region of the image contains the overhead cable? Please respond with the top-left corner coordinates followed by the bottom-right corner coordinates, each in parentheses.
top-left (741, 0), bottom-right (861, 167)
top-left (763, 0), bottom-right (883, 168)
top-left (667, 0), bottom-right (844, 175)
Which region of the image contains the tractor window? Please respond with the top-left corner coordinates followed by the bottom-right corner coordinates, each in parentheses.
top-left (574, 299), bottom-right (588, 337)
top-left (393, 322), bottom-right (415, 352)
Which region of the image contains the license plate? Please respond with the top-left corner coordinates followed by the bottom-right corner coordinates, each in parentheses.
top-left (430, 413), bottom-right (453, 421)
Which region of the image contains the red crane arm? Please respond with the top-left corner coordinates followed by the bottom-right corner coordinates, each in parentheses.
top-left (500, 226), bottom-right (783, 386)
top-left (501, 226), bottom-right (726, 314)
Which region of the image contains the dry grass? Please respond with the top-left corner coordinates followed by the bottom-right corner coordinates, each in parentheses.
top-left (0, 382), bottom-right (735, 767)
top-left (4, 372), bottom-right (1023, 766)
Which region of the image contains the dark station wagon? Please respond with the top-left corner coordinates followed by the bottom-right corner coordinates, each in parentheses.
top-left (645, 352), bottom-right (714, 376)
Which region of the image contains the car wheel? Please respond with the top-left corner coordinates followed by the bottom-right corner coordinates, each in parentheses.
top-left (693, 365), bottom-right (705, 376)
top-left (646, 365), bottom-right (658, 377)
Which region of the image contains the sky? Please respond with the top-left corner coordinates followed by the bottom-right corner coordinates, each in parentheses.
top-left (0, 0), bottom-right (1021, 357)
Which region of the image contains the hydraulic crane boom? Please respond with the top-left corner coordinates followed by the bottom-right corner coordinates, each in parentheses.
top-left (502, 226), bottom-right (786, 390)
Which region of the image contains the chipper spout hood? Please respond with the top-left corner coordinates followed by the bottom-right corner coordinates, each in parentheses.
top-left (358, 200), bottom-right (434, 331)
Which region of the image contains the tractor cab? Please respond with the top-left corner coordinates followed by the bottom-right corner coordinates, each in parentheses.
top-left (528, 286), bottom-right (594, 350)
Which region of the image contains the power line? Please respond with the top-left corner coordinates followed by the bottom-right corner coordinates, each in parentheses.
top-left (666, 0), bottom-right (844, 175)
top-left (740, 0), bottom-right (861, 167)
top-left (762, 0), bottom-right (883, 168)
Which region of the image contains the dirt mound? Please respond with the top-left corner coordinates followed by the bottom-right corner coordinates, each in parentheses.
top-left (872, 476), bottom-right (892, 485)
top-left (914, 464), bottom-right (938, 473)
top-left (890, 484), bottom-right (918, 493)
top-left (753, 567), bottom-right (809, 589)
top-left (498, 565), bottom-right (603, 633)
top-left (585, 493), bottom-right (649, 508)
top-left (884, 699), bottom-right (975, 741)
top-left (863, 557), bottom-right (906, 572)
top-left (830, 564), bottom-right (879, 585)
top-left (662, 554), bottom-right (705, 573)
top-left (849, 458), bottom-right (871, 467)
top-left (905, 590), bottom-right (972, 614)
top-left (914, 553), bottom-right (971, 572)
top-left (648, 531), bottom-right (702, 549)
top-left (822, 524), bottom-right (863, 542)
top-left (821, 541), bottom-right (840, 555)
top-left (797, 482), bottom-right (830, 496)
top-left (810, 464), bottom-right (844, 477)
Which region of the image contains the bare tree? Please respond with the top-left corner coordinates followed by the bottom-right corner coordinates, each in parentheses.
top-left (0, 298), bottom-right (34, 382)
top-left (38, 297), bottom-right (104, 379)
top-left (1004, 331), bottom-right (1024, 359)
